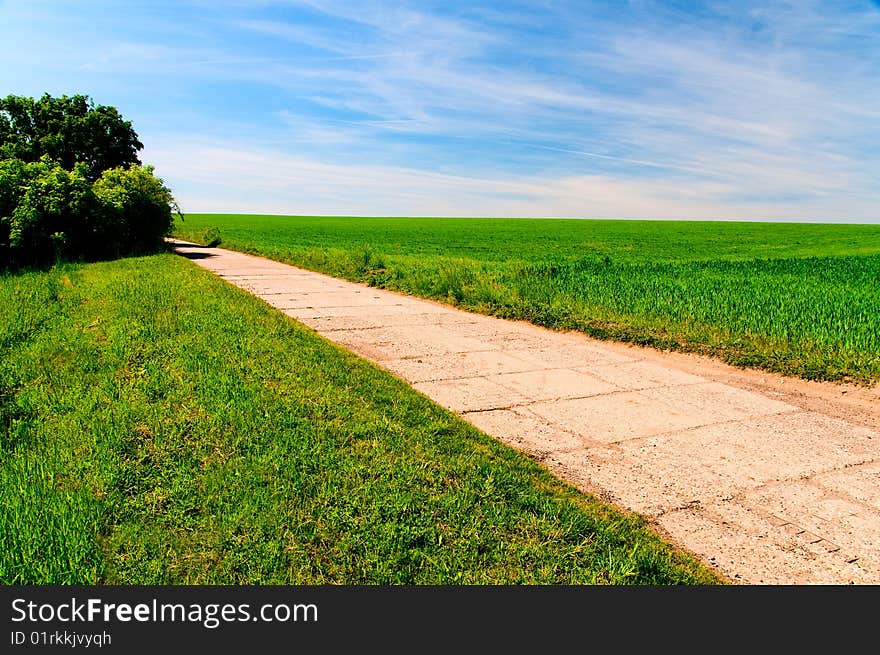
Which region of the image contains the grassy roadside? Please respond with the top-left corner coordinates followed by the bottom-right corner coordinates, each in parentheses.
top-left (0, 254), bottom-right (722, 584)
top-left (174, 215), bottom-right (880, 384)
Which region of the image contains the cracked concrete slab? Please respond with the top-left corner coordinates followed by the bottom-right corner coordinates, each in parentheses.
top-left (812, 462), bottom-right (880, 511)
top-left (488, 367), bottom-right (621, 401)
top-left (329, 325), bottom-right (492, 360)
top-left (525, 390), bottom-right (718, 443)
top-left (504, 344), bottom-right (640, 369)
top-left (283, 303), bottom-right (453, 320)
top-left (741, 482), bottom-right (880, 573)
top-left (657, 501), bottom-right (876, 584)
top-left (302, 311), bottom-right (483, 332)
top-left (585, 359), bottom-right (706, 390)
top-left (412, 377), bottom-right (531, 413)
top-left (172, 241), bottom-right (880, 585)
top-left (461, 408), bottom-right (590, 453)
top-left (382, 350), bottom-right (539, 383)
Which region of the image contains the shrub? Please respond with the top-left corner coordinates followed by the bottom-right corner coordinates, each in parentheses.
top-left (92, 165), bottom-right (179, 257)
top-left (186, 226), bottom-right (221, 248)
top-left (0, 94), bottom-right (178, 269)
top-left (200, 226), bottom-right (221, 247)
top-left (0, 158), bottom-right (25, 260)
top-left (0, 159), bottom-right (178, 268)
top-left (0, 157), bottom-right (96, 267)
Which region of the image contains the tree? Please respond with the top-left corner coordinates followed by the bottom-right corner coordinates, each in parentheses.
top-left (0, 93), bottom-right (143, 182)
top-left (0, 94), bottom-right (178, 269)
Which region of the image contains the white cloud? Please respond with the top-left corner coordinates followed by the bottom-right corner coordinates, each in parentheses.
top-left (144, 138), bottom-right (879, 221)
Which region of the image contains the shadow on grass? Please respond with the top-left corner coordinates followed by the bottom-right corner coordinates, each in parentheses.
top-left (1, 242), bottom-right (185, 276)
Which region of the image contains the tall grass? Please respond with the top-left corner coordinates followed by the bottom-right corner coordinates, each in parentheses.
top-left (501, 255), bottom-right (880, 379)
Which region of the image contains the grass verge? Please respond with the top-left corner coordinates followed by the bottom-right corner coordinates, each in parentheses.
top-left (0, 254), bottom-right (722, 584)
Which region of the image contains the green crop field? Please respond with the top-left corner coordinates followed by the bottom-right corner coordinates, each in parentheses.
top-left (0, 255), bottom-right (720, 584)
top-left (176, 215), bottom-right (880, 384)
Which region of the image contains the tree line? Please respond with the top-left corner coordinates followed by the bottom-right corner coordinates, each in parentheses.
top-left (1, 93), bottom-right (179, 268)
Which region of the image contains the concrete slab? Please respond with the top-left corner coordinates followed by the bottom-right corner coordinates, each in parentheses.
top-left (742, 482), bottom-right (880, 575)
top-left (487, 368), bottom-right (620, 401)
top-left (282, 303), bottom-right (454, 319)
top-left (633, 412), bottom-right (875, 491)
top-left (412, 377), bottom-right (530, 413)
top-left (382, 350), bottom-right (539, 383)
top-left (507, 344), bottom-right (640, 369)
top-left (305, 311), bottom-right (482, 332)
top-left (329, 325), bottom-right (493, 360)
top-left (548, 411), bottom-right (877, 517)
top-left (546, 446), bottom-right (720, 516)
top-left (461, 408), bottom-right (589, 454)
top-left (585, 359), bottom-right (706, 390)
top-left (658, 501), bottom-right (875, 584)
top-left (524, 390), bottom-right (714, 443)
top-left (449, 321), bottom-right (572, 350)
top-left (638, 382), bottom-right (798, 423)
top-left (813, 462), bottom-right (880, 511)
top-left (271, 294), bottom-right (407, 309)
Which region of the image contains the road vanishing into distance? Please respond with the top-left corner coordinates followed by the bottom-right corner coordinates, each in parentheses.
top-left (174, 240), bottom-right (880, 584)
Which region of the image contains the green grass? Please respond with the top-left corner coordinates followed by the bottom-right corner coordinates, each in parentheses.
top-left (0, 254), bottom-right (721, 584)
top-left (175, 214), bottom-right (880, 383)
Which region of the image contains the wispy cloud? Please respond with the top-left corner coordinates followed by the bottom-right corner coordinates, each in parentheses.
top-left (2, 0), bottom-right (879, 221)
top-left (145, 136), bottom-right (879, 221)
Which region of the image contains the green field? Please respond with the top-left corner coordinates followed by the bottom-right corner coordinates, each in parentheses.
top-left (176, 215), bottom-right (880, 384)
top-left (0, 255), bottom-right (720, 584)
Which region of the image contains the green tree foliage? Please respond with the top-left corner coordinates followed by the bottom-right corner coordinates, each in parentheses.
top-left (0, 94), bottom-right (177, 269)
top-left (0, 94), bottom-right (143, 182)
top-left (0, 157), bottom-right (94, 266)
top-left (92, 165), bottom-right (178, 257)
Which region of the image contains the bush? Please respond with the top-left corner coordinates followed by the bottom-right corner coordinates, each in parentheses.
top-left (0, 159), bottom-right (178, 268)
top-left (188, 226), bottom-right (221, 247)
top-left (0, 93), bottom-right (178, 269)
top-left (92, 165), bottom-right (179, 257)
top-left (0, 158), bottom-right (25, 260)
top-left (0, 157), bottom-right (95, 267)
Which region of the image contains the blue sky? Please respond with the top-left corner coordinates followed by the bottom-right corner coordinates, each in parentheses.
top-left (2, 0), bottom-right (879, 221)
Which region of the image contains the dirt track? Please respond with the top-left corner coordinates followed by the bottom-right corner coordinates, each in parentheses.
top-left (173, 240), bottom-right (880, 584)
